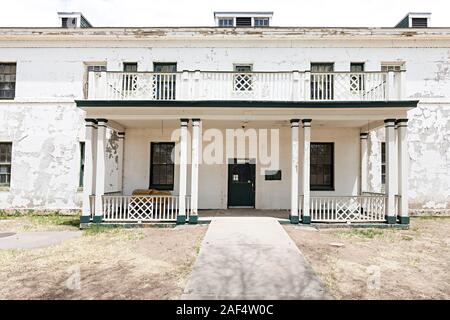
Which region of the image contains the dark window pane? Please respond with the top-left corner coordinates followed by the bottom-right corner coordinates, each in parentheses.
top-left (0, 63), bottom-right (16, 100)
top-left (310, 143), bottom-right (333, 190)
top-left (150, 142), bottom-right (175, 190)
top-left (123, 62), bottom-right (138, 72)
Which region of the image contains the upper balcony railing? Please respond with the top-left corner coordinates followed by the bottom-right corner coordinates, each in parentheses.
top-left (87, 70), bottom-right (404, 102)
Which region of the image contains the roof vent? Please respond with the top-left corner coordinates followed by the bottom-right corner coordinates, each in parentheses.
top-left (214, 12), bottom-right (273, 27)
top-left (395, 12), bottom-right (431, 28)
top-left (58, 12), bottom-right (92, 28)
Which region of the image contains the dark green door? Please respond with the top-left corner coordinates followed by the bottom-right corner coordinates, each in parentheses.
top-left (227, 160), bottom-right (255, 207)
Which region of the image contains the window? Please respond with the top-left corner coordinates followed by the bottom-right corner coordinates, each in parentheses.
top-left (153, 63), bottom-right (177, 100)
top-left (381, 62), bottom-right (405, 72)
top-left (0, 63), bottom-right (16, 99)
top-left (411, 18), bottom-right (428, 28)
top-left (84, 63), bottom-right (106, 98)
top-left (123, 62), bottom-right (138, 72)
top-left (310, 143), bottom-right (334, 190)
top-left (310, 63), bottom-right (334, 100)
top-left (0, 143), bottom-right (12, 186)
top-left (234, 64), bottom-right (253, 92)
top-left (218, 18), bottom-right (233, 27)
top-left (350, 62), bottom-right (365, 92)
top-left (381, 142), bottom-right (386, 188)
top-left (79, 142), bottom-right (85, 188)
top-left (254, 18), bottom-right (269, 27)
top-left (236, 17), bottom-right (252, 27)
top-left (150, 142), bottom-right (175, 190)
top-left (87, 65), bottom-right (106, 72)
top-left (265, 170), bottom-right (281, 181)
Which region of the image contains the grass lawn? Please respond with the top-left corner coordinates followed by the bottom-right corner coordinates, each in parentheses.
top-left (0, 213), bottom-right (207, 299)
top-left (284, 216), bottom-right (450, 299)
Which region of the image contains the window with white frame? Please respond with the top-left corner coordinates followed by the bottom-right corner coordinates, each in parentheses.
top-left (0, 142), bottom-right (12, 186)
top-left (218, 18), bottom-right (233, 27)
top-left (254, 18), bottom-right (269, 27)
top-left (381, 62), bottom-right (405, 72)
top-left (0, 63), bottom-right (16, 99)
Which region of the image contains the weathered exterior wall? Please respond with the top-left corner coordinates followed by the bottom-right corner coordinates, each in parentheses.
top-left (0, 32), bottom-right (449, 213)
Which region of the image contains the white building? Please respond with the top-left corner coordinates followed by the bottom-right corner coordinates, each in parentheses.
top-left (0, 11), bottom-right (449, 225)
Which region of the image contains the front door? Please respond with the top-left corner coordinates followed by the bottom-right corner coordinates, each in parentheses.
top-left (227, 159), bottom-right (255, 207)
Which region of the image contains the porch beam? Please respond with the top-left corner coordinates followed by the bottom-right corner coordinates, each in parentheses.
top-left (189, 119), bottom-right (201, 224)
top-left (396, 119), bottom-right (409, 224)
top-left (301, 119), bottom-right (312, 224)
top-left (360, 132), bottom-right (368, 193)
top-left (80, 119), bottom-right (97, 224)
top-left (290, 119), bottom-right (300, 224)
top-left (93, 118), bottom-right (108, 223)
top-left (177, 118), bottom-right (189, 224)
top-left (384, 119), bottom-right (396, 224)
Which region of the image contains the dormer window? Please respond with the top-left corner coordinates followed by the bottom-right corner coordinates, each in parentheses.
top-left (254, 18), bottom-right (269, 27)
top-left (218, 18), bottom-right (233, 27)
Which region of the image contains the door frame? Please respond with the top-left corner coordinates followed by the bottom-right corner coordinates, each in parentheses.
top-left (227, 158), bottom-right (256, 208)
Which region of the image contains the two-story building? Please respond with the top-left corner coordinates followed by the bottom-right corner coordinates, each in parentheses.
top-left (0, 11), bottom-right (449, 225)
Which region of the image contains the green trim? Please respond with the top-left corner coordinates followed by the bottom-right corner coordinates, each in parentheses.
top-left (76, 99), bottom-right (419, 109)
top-left (80, 215), bottom-right (90, 223)
top-left (302, 215), bottom-right (311, 224)
top-left (92, 215), bottom-right (103, 223)
top-left (177, 215), bottom-right (186, 224)
top-left (386, 215), bottom-right (397, 224)
top-left (398, 216), bottom-right (410, 224)
top-left (290, 215), bottom-right (299, 224)
top-left (188, 215), bottom-right (198, 224)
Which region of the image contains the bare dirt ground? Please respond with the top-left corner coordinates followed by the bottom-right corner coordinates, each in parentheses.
top-left (284, 217), bottom-right (450, 299)
top-left (0, 216), bottom-right (207, 299)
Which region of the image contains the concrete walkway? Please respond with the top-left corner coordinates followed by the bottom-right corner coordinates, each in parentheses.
top-left (0, 231), bottom-right (81, 249)
top-left (182, 217), bottom-right (331, 300)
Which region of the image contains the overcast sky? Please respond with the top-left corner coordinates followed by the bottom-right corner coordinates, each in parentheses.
top-left (0, 0), bottom-right (449, 28)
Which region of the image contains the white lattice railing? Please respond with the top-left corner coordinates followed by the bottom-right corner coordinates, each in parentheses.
top-left (304, 196), bottom-right (386, 222)
top-left (87, 70), bottom-right (402, 102)
top-left (100, 195), bottom-right (191, 222)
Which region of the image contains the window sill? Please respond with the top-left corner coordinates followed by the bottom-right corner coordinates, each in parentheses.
top-left (0, 186), bottom-right (10, 192)
top-left (311, 187), bottom-right (335, 192)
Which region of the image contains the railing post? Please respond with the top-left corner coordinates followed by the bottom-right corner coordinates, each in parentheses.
top-left (302, 119), bottom-right (312, 224)
top-left (304, 71), bottom-right (311, 101)
top-left (292, 71), bottom-right (300, 101)
top-left (189, 119), bottom-right (201, 224)
top-left (387, 71), bottom-right (395, 100)
top-left (177, 119), bottom-right (189, 224)
top-left (81, 119), bottom-right (97, 224)
top-left (94, 119), bottom-right (108, 223)
top-left (384, 119), bottom-right (397, 224)
top-left (396, 119), bottom-right (409, 224)
top-left (181, 70), bottom-right (190, 100)
top-left (193, 70), bottom-right (201, 100)
top-left (290, 119), bottom-right (300, 224)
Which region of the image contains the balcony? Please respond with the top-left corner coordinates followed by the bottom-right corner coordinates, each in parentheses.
top-left (87, 70), bottom-right (404, 102)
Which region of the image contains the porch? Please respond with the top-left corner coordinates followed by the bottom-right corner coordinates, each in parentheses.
top-left (78, 104), bottom-right (414, 225)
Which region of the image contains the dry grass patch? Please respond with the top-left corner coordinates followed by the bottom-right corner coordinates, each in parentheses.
top-left (285, 217), bottom-right (450, 299)
top-left (0, 218), bottom-right (207, 299)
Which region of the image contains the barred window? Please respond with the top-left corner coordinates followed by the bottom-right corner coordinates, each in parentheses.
top-left (310, 143), bottom-right (334, 190)
top-left (0, 143), bottom-right (12, 186)
top-left (0, 63), bottom-right (16, 99)
top-left (150, 142), bottom-right (175, 190)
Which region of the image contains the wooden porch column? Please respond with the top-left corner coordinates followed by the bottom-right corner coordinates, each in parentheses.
top-left (93, 119), bottom-right (108, 223)
top-left (301, 119), bottom-right (312, 224)
top-left (81, 119), bottom-right (97, 224)
top-left (117, 132), bottom-right (125, 193)
top-left (189, 119), bottom-right (201, 224)
top-left (178, 119), bottom-right (189, 224)
top-left (360, 132), bottom-right (368, 194)
top-left (384, 119), bottom-right (396, 224)
top-left (290, 119), bottom-right (300, 224)
top-left (396, 119), bottom-right (409, 224)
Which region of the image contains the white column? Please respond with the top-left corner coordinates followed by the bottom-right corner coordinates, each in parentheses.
top-left (384, 119), bottom-right (396, 224)
top-left (301, 119), bottom-right (312, 224)
top-left (360, 132), bottom-right (368, 194)
top-left (290, 119), bottom-right (300, 223)
top-left (81, 119), bottom-right (97, 224)
top-left (117, 132), bottom-right (125, 193)
top-left (178, 119), bottom-right (189, 224)
top-left (94, 119), bottom-right (107, 223)
top-left (397, 119), bottom-right (409, 224)
top-left (189, 119), bottom-right (201, 223)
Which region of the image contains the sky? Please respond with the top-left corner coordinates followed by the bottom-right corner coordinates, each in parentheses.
top-left (0, 0), bottom-right (449, 28)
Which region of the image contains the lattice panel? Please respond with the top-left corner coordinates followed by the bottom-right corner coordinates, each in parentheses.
top-left (128, 197), bottom-right (154, 220)
top-left (335, 198), bottom-right (362, 221)
top-left (234, 74), bottom-right (253, 91)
